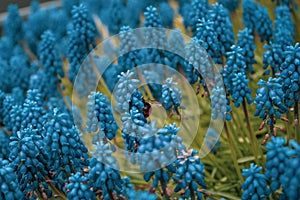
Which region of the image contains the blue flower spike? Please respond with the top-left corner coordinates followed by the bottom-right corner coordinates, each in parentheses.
top-left (66, 172), bottom-right (96, 200)
top-left (241, 163), bottom-right (270, 200)
top-left (173, 149), bottom-right (207, 200)
top-left (195, 18), bottom-right (223, 64)
top-left (279, 43), bottom-right (300, 125)
top-left (162, 77), bottom-right (184, 119)
top-left (0, 160), bottom-right (24, 200)
top-left (254, 78), bottom-right (288, 143)
top-left (237, 28), bottom-right (256, 74)
top-left (254, 6), bottom-right (273, 42)
top-left (86, 92), bottom-right (118, 140)
top-left (67, 3), bottom-right (97, 83)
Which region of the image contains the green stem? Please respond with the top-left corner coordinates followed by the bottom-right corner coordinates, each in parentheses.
top-left (160, 170), bottom-right (170, 200)
top-left (226, 118), bottom-right (243, 158)
top-left (43, 175), bottom-right (67, 200)
top-left (189, 183), bottom-right (195, 200)
top-left (242, 100), bottom-right (260, 165)
top-left (286, 112), bottom-right (293, 142)
top-left (295, 100), bottom-right (300, 143)
top-left (224, 122), bottom-right (243, 184)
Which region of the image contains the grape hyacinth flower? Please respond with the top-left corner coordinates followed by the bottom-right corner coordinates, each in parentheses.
top-left (88, 155), bottom-right (123, 199)
top-left (190, 0), bottom-right (210, 34)
top-left (254, 6), bottom-right (273, 42)
top-left (265, 137), bottom-right (290, 192)
top-left (66, 172), bottom-right (96, 200)
top-left (222, 45), bottom-right (247, 95)
top-left (29, 70), bottom-right (55, 101)
top-left (115, 71), bottom-right (140, 113)
top-left (143, 6), bottom-right (167, 65)
top-left (0, 36), bottom-right (14, 60)
top-left (86, 92), bottom-right (118, 140)
top-left (279, 43), bottom-right (300, 124)
top-left (231, 71), bottom-right (253, 108)
top-left (2, 4), bottom-right (23, 44)
top-left (129, 90), bottom-right (147, 126)
top-left (67, 4), bottom-right (97, 83)
top-left (11, 87), bottom-right (24, 105)
top-left (138, 123), bottom-right (186, 172)
top-left (23, 3), bottom-right (68, 54)
top-left (195, 19), bottom-right (223, 64)
top-left (0, 130), bottom-right (10, 160)
top-left (0, 160), bottom-right (24, 200)
top-left (210, 76), bottom-right (232, 120)
top-left (280, 139), bottom-right (300, 199)
top-left (241, 163), bottom-right (270, 200)
top-left (237, 28), bottom-right (256, 74)
top-left (262, 42), bottom-right (285, 76)
top-left (254, 78), bottom-right (288, 142)
top-left (124, 0), bottom-right (142, 28)
top-left (161, 77), bottom-right (184, 118)
top-left (1, 95), bottom-right (22, 134)
top-left (9, 128), bottom-right (49, 198)
top-left (0, 90), bottom-right (5, 123)
top-left (165, 29), bottom-right (186, 71)
top-left (118, 26), bottom-right (142, 72)
top-left (173, 149), bottom-right (207, 199)
top-left (208, 3), bottom-right (235, 53)
top-left (104, 0), bottom-right (125, 35)
top-left (184, 37), bottom-right (205, 85)
top-left (274, 5), bottom-right (294, 45)
top-left (140, 124), bottom-right (186, 199)
top-left (122, 177), bottom-right (157, 200)
top-left (38, 30), bottom-right (64, 88)
top-left (43, 109), bottom-right (88, 180)
top-left (20, 90), bottom-right (46, 132)
top-left (158, 2), bottom-right (174, 28)
top-left (218, 0), bottom-right (239, 13)
top-left (242, 0), bottom-right (258, 32)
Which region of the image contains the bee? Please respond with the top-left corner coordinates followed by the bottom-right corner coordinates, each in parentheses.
top-left (142, 99), bottom-right (152, 118)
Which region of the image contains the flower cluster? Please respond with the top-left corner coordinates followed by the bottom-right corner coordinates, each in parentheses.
top-left (9, 128), bottom-right (49, 198)
top-left (161, 78), bottom-right (184, 117)
top-left (254, 78), bottom-right (288, 137)
top-left (67, 3), bottom-right (97, 83)
top-left (66, 172), bottom-right (96, 200)
top-left (43, 109), bottom-right (88, 179)
top-left (158, 2), bottom-right (174, 28)
top-left (88, 156), bottom-right (123, 199)
top-left (138, 123), bottom-right (186, 174)
top-left (242, 0), bottom-right (258, 31)
top-left (129, 90), bottom-right (147, 126)
top-left (279, 43), bottom-right (300, 113)
top-left (254, 6), bottom-right (273, 42)
top-left (241, 163), bottom-right (270, 200)
top-left (190, 0), bottom-right (210, 34)
top-left (222, 45), bottom-right (250, 102)
top-left (86, 92), bottom-right (118, 140)
top-left (0, 160), bottom-right (24, 200)
top-left (195, 18), bottom-right (222, 64)
top-left (237, 28), bottom-right (256, 74)
top-left (173, 149), bottom-right (207, 199)
top-left (2, 5), bottom-right (23, 44)
top-left (1, 0), bottom-right (300, 199)
top-left (208, 3), bottom-right (234, 53)
top-left (217, 0), bottom-right (239, 12)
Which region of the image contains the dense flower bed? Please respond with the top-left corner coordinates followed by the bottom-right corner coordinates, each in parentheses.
top-left (0, 0), bottom-right (299, 199)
